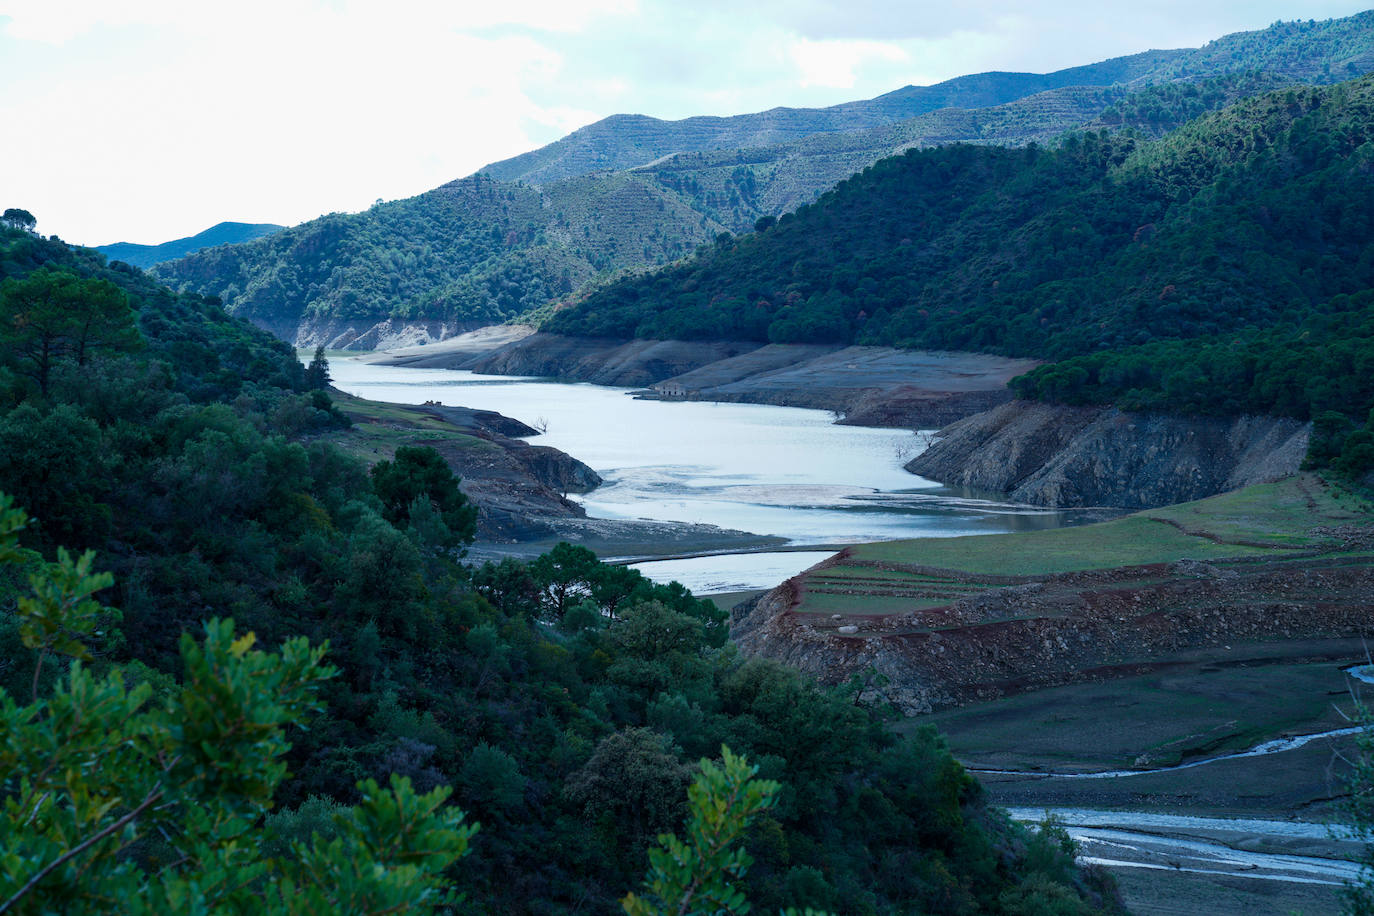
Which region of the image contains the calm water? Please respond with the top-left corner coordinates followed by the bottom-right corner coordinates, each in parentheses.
top-left (330, 358), bottom-right (1073, 591)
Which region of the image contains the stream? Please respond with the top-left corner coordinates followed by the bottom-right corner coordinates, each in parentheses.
top-left (970, 726), bottom-right (1368, 780)
top-left (1007, 807), bottom-right (1363, 886)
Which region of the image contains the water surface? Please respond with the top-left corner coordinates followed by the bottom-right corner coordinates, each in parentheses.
top-left (331, 359), bottom-right (1076, 590)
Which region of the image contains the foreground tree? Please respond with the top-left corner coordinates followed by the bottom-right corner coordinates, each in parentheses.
top-left (0, 269), bottom-right (139, 396)
top-left (623, 746), bottom-right (833, 916)
top-left (304, 345), bottom-right (330, 390)
top-left (369, 445), bottom-right (478, 552)
top-left (0, 494), bottom-right (477, 914)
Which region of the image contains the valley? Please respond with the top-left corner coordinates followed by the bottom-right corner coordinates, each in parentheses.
top-left (9, 9), bottom-right (1374, 914)
top-left (324, 332), bottom-right (1372, 914)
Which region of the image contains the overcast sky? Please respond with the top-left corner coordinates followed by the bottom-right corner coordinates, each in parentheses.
top-left (3, 1), bottom-right (1369, 246)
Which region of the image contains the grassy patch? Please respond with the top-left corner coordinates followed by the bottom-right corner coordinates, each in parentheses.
top-left (323, 393), bottom-right (499, 464)
top-left (846, 475), bottom-right (1364, 578)
top-left (851, 515), bottom-right (1276, 575)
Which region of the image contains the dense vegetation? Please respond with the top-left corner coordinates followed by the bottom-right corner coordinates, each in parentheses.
top-left (153, 173), bottom-right (726, 333)
top-left (0, 224), bottom-right (1123, 912)
top-left (549, 76), bottom-right (1374, 474)
top-left (152, 14), bottom-right (1372, 337)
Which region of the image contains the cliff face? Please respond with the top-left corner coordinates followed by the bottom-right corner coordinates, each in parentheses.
top-left (906, 401), bottom-right (1310, 509)
top-left (731, 553), bottom-right (1374, 715)
top-left (260, 316), bottom-right (489, 351)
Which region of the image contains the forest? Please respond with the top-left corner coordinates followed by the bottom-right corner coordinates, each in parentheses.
top-left (0, 224), bottom-right (1124, 912)
top-left (546, 76), bottom-right (1374, 477)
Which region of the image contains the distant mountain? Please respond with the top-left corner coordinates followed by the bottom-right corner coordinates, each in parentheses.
top-left (98, 221), bottom-right (283, 269)
top-left (482, 13), bottom-right (1374, 186)
top-left (480, 50), bottom-right (1183, 185)
top-left (151, 174), bottom-right (725, 338)
top-left (153, 13), bottom-right (1374, 345)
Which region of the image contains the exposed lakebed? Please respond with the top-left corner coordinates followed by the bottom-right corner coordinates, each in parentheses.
top-left (329, 358), bottom-right (1087, 592)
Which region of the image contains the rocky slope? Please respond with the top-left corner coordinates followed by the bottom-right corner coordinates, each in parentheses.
top-left (906, 401), bottom-right (1310, 508)
top-left (419, 407), bottom-right (602, 541)
top-left (729, 476), bottom-right (1374, 715)
top-left (732, 556), bottom-right (1374, 715)
top-left (330, 394), bottom-right (601, 542)
top-left (453, 334), bottom-right (761, 387)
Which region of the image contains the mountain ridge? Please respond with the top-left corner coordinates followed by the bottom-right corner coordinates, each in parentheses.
top-left (478, 49), bottom-right (1186, 185)
top-left (151, 13), bottom-right (1374, 347)
top-left (97, 220), bottom-right (283, 269)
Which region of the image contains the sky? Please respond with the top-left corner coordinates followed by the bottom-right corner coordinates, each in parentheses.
top-left (2, 1), bottom-right (1369, 246)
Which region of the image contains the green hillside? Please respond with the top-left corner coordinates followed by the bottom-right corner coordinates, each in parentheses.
top-left (0, 226), bottom-right (1127, 912)
top-left (548, 76), bottom-right (1373, 448)
top-left (155, 172), bottom-right (726, 331)
top-left (152, 14), bottom-right (1374, 338)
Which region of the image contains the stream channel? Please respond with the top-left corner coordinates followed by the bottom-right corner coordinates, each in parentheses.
top-left (330, 358), bottom-right (1082, 593)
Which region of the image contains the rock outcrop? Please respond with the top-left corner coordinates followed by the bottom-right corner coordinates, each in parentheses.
top-left (906, 401), bottom-right (1310, 509)
top-left (259, 316), bottom-right (500, 351)
top-left (401, 405), bottom-right (602, 542)
top-left (732, 543), bottom-right (1374, 715)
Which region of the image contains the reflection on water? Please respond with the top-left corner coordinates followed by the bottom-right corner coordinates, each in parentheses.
top-left (628, 551), bottom-right (837, 596)
top-left (331, 358), bottom-right (1090, 588)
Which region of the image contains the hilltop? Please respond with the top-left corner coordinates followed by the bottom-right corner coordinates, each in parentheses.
top-left (96, 220), bottom-right (282, 269)
top-left (482, 14), bottom-right (1374, 185)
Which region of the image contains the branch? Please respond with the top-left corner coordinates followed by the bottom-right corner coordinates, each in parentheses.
top-left (0, 786), bottom-right (164, 915)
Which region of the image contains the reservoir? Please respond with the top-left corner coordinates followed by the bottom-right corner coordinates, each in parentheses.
top-left (329, 357), bottom-right (1077, 592)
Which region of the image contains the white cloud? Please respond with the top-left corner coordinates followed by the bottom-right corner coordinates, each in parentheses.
top-left (2, 0), bottom-right (1371, 243)
top-left (788, 38), bottom-right (909, 89)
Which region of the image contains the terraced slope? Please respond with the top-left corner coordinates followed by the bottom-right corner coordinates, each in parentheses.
top-left (731, 475), bottom-right (1374, 713)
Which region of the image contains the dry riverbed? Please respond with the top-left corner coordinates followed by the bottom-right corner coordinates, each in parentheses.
top-left (730, 474), bottom-right (1374, 915)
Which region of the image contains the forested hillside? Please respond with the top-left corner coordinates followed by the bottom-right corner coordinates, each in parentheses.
top-left (0, 225), bottom-right (1125, 912)
top-left (547, 76), bottom-right (1374, 475)
top-left (154, 172), bottom-right (726, 336)
top-left (153, 14), bottom-right (1374, 341)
